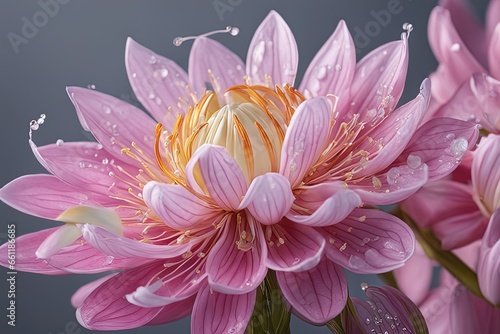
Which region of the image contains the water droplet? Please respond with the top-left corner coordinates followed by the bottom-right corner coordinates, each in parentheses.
top-left (365, 318), bottom-right (371, 324)
top-left (406, 154), bottom-right (422, 169)
top-left (79, 162), bottom-right (86, 168)
top-left (87, 84), bottom-right (96, 90)
top-left (450, 43), bottom-right (461, 52)
top-left (450, 137), bottom-right (468, 159)
top-left (103, 105), bottom-right (111, 114)
top-left (386, 167), bottom-right (400, 185)
top-left (148, 92), bottom-right (155, 99)
top-left (173, 37), bottom-right (183, 46)
top-left (153, 68), bottom-right (169, 79)
top-left (102, 158), bottom-right (109, 165)
top-left (227, 26), bottom-right (239, 36)
top-left (445, 133), bottom-right (455, 141)
top-left (37, 117), bottom-right (45, 125)
top-left (132, 72), bottom-right (137, 78)
top-left (105, 255), bottom-right (114, 264)
top-left (316, 66), bottom-right (327, 80)
top-left (361, 282), bottom-right (369, 291)
top-left (30, 120), bottom-right (39, 131)
top-left (335, 64), bottom-right (342, 71)
top-left (149, 56), bottom-right (157, 64)
top-left (56, 139), bottom-right (64, 147)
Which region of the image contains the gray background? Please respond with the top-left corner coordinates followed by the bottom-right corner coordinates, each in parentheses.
top-left (0, 0), bottom-right (469, 333)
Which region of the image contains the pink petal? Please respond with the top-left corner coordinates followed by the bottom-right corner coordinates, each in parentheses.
top-left (71, 274), bottom-right (117, 308)
top-left (66, 86), bottom-right (157, 166)
top-left (399, 117), bottom-right (479, 182)
top-left (352, 164), bottom-right (429, 205)
top-left (80, 224), bottom-right (193, 259)
top-left (279, 97), bottom-right (333, 188)
top-left (76, 261), bottom-right (165, 330)
top-left (0, 174), bottom-right (96, 220)
top-left (207, 215), bottom-right (267, 294)
top-left (393, 242), bottom-right (433, 305)
top-left (472, 134), bottom-right (500, 216)
top-left (433, 210), bottom-right (487, 250)
top-left (186, 144), bottom-right (247, 210)
top-left (276, 257), bottom-right (347, 324)
top-left (36, 224), bottom-right (82, 259)
top-left (126, 279), bottom-right (194, 307)
top-left (478, 210), bottom-right (500, 305)
top-left (428, 7), bottom-right (485, 104)
top-left (322, 209), bottom-right (415, 274)
top-left (146, 295), bottom-right (195, 325)
top-left (239, 173), bottom-right (294, 225)
top-left (489, 24), bottom-right (500, 80)
top-left (355, 79), bottom-right (430, 179)
top-left (246, 10), bottom-right (298, 86)
top-left (143, 181), bottom-right (220, 229)
top-left (299, 20), bottom-right (355, 112)
top-left (450, 287), bottom-right (500, 333)
top-left (265, 220), bottom-right (325, 272)
top-left (487, 0), bottom-right (500, 44)
top-left (125, 38), bottom-right (189, 131)
top-left (349, 33), bottom-right (408, 119)
top-left (189, 37), bottom-right (246, 98)
top-left (191, 284), bottom-right (255, 334)
top-left (286, 188), bottom-right (361, 227)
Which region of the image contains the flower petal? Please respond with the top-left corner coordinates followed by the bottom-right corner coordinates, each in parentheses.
top-left (56, 206), bottom-right (123, 236)
top-left (66, 86), bottom-right (157, 166)
top-left (80, 224), bottom-right (192, 259)
top-left (246, 10), bottom-right (298, 86)
top-left (186, 144), bottom-right (247, 210)
top-left (279, 97), bottom-right (333, 188)
top-left (125, 38), bottom-right (190, 130)
top-left (143, 181), bottom-right (220, 229)
top-left (76, 261), bottom-right (165, 330)
top-left (0, 174), bottom-right (96, 220)
top-left (189, 37), bottom-right (246, 98)
top-left (265, 221), bottom-right (325, 272)
top-left (489, 24), bottom-right (500, 78)
top-left (487, 0), bottom-right (500, 45)
top-left (323, 209), bottom-right (415, 274)
top-left (473, 135), bottom-right (500, 217)
top-left (349, 33), bottom-right (408, 118)
top-left (145, 295), bottom-right (195, 325)
top-left (71, 274), bottom-right (117, 308)
top-left (239, 173), bottom-right (294, 225)
top-left (276, 257), bottom-right (347, 324)
top-left (36, 224), bottom-right (82, 259)
top-left (478, 210), bottom-right (500, 305)
top-left (299, 20), bottom-right (355, 112)
top-left (207, 215), bottom-right (267, 294)
top-left (191, 284), bottom-right (256, 334)
top-left (399, 117), bottom-right (479, 182)
top-left (287, 188), bottom-right (361, 227)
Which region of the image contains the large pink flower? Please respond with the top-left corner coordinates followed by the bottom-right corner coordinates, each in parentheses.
top-left (426, 0), bottom-right (500, 132)
top-left (0, 10), bottom-right (479, 332)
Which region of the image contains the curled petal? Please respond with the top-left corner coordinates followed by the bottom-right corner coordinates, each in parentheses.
top-left (189, 37), bottom-right (246, 98)
top-left (246, 10), bottom-right (298, 86)
top-left (239, 173), bottom-right (294, 225)
top-left (66, 86), bottom-right (157, 165)
top-left (125, 38), bottom-right (190, 130)
top-left (207, 215), bottom-right (267, 294)
top-left (265, 221), bottom-right (325, 272)
top-left (80, 224), bottom-right (192, 259)
top-left (478, 210), bottom-right (500, 305)
top-left (487, 0), bottom-right (500, 47)
top-left (488, 23), bottom-right (500, 79)
top-left (186, 144), bottom-right (247, 210)
top-left (36, 224), bottom-right (82, 259)
top-left (143, 181), bottom-right (220, 229)
top-left (191, 284), bottom-right (256, 334)
top-left (299, 20), bottom-right (355, 112)
top-left (473, 135), bottom-right (500, 216)
top-left (280, 97), bottom-right (333, 188)
top-left (276, 257), bottom-right (347, 324)
top-left (323, 209), bottom-right (415, 274)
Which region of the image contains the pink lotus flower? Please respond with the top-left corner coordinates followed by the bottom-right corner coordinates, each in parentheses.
top-left (0, 10), bottom-right (479, 332)
top-left (426, 0), bottom-right (500, 132)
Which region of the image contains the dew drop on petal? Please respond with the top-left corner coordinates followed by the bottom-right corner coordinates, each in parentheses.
top-left (361, 282), bottom-right (369, 291)
top-left (56, 139), bottom-right (64, 147)
top-left (450, 43), bottom-right (461, 52)
top-left (450, 137), bottom-right (468, 159)
top-left (406, 154), bottom-right (422, 169)
top-left (445, 133), bottom-right (455, 141)
top-left (153, 68), bottom-right (169, 79)
top-left (252, 40), bottom-right (266, 65)
top-left (335, 64), bottom-right (342, 71)
top-left (102, 158), bottom-right (109, 165)
top-left (316, 66), bottom-right (327, 80)
top-left (105, 255), bottom-right (114, 264)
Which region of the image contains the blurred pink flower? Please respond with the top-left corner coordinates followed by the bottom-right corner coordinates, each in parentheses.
top-left (426, 0), bottom-right (500, 132)
top-left (0, 10), bottom-right (479, 333)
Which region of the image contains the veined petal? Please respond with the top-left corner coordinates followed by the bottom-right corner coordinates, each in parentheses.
top-left (189, 37), bottom-right (246, 98)
top-left (36, 224), bottom-right (82, 259)
top-left (125, 38), bottom-right (189, 131)
top-left (143, 181), bottom-right (220, 229)
top-left (489, 24), bottom-right (500, 78)
top-left (265, 221), bottom-right (325, 272)
top-left (323, 209), bottom-right (415, 274)
top-left (71, 274), bottom-right (117, 308)
top-left (191, 284), bottom-right (256, 334)
top-left (0, 174), bottom-right (96, 220)
top-left (353, 164), bottom-right (429, 205)
top-left (186, 144), bottom-right (247, 210)
top-left (399, 117), bottom-right (478, 182)
top-left (434, 211), bottom-right (487, 250)
top-left (126, 279), bottom-right (190, 307)
top-left (239, 173), bottom-right (294, 225)
top-left (276, 257), bottom-right (347, 324)
top-left (478, 210), bottom-right (500, 305)
top-left (299, 20), bottom-right (355, 112)
top-left (280, 97), bottom-right (333, 188)
top-left (246, 10), bottom-right (298, 86)
top-left (76, 261), bottom-right (165, 330)
top-left (472, 134), bottom-right (500, 216)
top-left (350, 33), bottom-right (408, 118)
top-left (66, 86), bottom-right (157, 166)
top-left (287, 189), bottom-right (361, 227)
top-left (207, 215), bottom-right (267, 294)
top-left (80, 224), bottom-right (192, 259)
top-left (145, 295), bottom-right (195, 325)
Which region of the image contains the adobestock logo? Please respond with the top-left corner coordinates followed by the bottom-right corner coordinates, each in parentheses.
top-left (353, 0), bottom-right (412, 53)
top-left (7, 0), bottom-right (72, 54)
